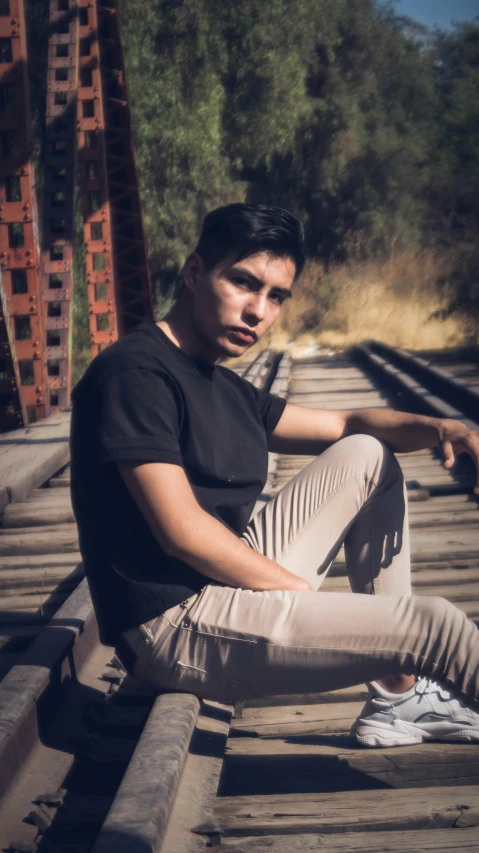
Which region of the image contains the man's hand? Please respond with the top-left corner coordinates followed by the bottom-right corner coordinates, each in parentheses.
top-left (438, 419), bottom-right (479, 494)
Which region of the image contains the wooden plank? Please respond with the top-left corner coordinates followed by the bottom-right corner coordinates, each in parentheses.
top-left (90, 693), bottom-right (202, 853)
top-left (235, 702), bottom-right (364, 726)
top-left (2, 504), bottom-right (75, 528)
top-left (0, 525), bottom-right (79, 555)
top-left (408, 514), bottom-right (478, 529)
top-left (4, 496), bottom-right (72, 510)
top-left (0, 553), bottom-right (81, 569)
top-left (214, 785), bottom-right (479, 836)
top-left (221, 754), bottom-right (479, 795)
top-left (219, 828), bottom-right (479, 851)
top-left (231, 702), bottom-right (362, 737)
top-left (0, 585), bottom-right (80, 611)
top-left (28, 488), bottom-right (74, 500)
top-left (225, 733), bottom-right (479, 759)
top-left (0, 412), bottom-right (71, 508)
top-left (0, 564), bottom-right (80, 585)
top-left (319, 575), bottom-right (479, 602)
top-left (160, 700), bottom-right (234, 853)
top-left (242, 685), bottom-right (366, 709)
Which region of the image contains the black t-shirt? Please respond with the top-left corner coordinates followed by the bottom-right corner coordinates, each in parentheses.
top-left (70, 319), bottom-right (286, 646)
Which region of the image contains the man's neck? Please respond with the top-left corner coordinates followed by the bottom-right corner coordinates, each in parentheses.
top-left (156, 299), bottom-right (220, 364)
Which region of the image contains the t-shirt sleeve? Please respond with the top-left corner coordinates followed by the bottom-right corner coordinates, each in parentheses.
top-left (95, 368), bottom-right (183, 465)
top-left (250, 384), bottom-right (287, 436)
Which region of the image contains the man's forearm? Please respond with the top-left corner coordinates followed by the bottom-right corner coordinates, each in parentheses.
top-left (344, 409), bottom-right (444, 453)
top-left (165, 506), bottom-right (312, 591)
top-left (118, 460), bottom-right (313, 592)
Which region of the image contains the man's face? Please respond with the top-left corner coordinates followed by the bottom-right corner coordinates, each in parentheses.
top-left (184, 251), bottom-right (295, 359)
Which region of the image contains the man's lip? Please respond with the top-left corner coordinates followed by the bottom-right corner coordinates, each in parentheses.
top-left (227, 328), bottom-right (257, 342)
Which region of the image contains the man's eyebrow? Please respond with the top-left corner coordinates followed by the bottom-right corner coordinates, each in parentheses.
top-left (231, 266), bottom-right (293, 299)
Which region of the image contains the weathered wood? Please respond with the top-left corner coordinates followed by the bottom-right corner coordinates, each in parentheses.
top-left (231, 702), bottom-right (362, 737)
top-left (90, 693), bottom-right (202, 853)
top-left (235, 702), bottom-right (364, 726)
top-left (221, 755), bottom-right (479, 795)
top-left (0, 564), bottom-right (80, 586)
top-left (0, 553), bottom-right (81, 569)
top-left (0, 413), bottom-right (70, 510)
top-left (0, 584), bottom-right (80, 611)
top-left (408, 513), bottom-right (478, 529)
top-left (0, 525), bottom-right (79, 555)
top-left (2, 504), bottom-right (75, 528)
top-left (160, 700), bottom-right (234, 853)
top-left (218, 828), bottom-right (479, 851)
top-left (5, 495), bottom-right (72, 509)
top-left (320, 574), bottom-right (479, 602)
top-left (243, 685), bottom-right (366, 709)
top-left (48, 477), bottom-right (71, 488)
top-left (28, 488), bottom-right (73, 500)
top-left (214, 785), bottom-right (479, 836)
top-left (0, 579), bottom-right (95, 802)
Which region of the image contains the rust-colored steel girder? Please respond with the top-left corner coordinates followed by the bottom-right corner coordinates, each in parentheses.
top-left (0, 0), bottom-right (47, 430)
top-left (78, 0), bottom-right (152, 360)
top-left (40, 0), bottom-right (79, 415)
top-left (77, 0), bottom-right (118, 356)
top-left (97, 0), bottom-right (153, 332)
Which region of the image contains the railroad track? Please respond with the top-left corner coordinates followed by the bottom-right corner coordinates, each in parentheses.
top-left (0, 342), bottom-right (477, 852)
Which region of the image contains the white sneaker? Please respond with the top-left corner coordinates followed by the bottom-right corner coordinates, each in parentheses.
top-left (351, 678), bottom-right (479, 748)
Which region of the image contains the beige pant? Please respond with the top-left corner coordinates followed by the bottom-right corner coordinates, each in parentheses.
top-left (123, 435), bottom-right (479, 710)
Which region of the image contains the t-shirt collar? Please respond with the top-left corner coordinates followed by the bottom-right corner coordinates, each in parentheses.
top-left (146, 319), bottom-right (216, 378)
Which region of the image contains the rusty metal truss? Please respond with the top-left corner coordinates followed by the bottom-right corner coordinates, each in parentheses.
top-left (40, 0), bottom-right (79, 415)
top-left (0, 0), bottom-right (153, 430)
top-left (97, 0), bottom-right (153, 331)
top-left (0, 0), bottom-right (47, 430)
top-left (77, 0), bottom-right (152, 361)
top-left (77, 0), bottom-right (118, 357)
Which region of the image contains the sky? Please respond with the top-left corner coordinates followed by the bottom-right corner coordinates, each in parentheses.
top-left (392, 0), bottom-right (479, 29)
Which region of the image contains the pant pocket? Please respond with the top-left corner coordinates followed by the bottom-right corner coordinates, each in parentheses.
top-left (168, 661), bottom-right (260, 704)
top-left (162, 586), bottom-right (210, 629)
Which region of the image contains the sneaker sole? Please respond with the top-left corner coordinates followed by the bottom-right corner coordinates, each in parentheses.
top-left (355, 726), bottom-right (479, 748)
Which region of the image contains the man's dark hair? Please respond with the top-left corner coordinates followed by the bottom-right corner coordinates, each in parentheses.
top-left (195, 203), bottom-right (306, 279)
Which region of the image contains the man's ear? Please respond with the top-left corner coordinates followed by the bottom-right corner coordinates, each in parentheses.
top-left (183, 252), bottom-right (205, 294)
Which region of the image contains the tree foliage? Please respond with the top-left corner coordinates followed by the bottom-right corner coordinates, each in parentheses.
top-left (119, 0), bottom-right (478, 304)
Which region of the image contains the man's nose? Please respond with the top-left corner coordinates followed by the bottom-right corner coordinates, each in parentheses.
top-left (244, 292), bottom-right (267, 322)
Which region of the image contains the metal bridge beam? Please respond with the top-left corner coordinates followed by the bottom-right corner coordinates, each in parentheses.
top-left (40, 0), bottom-right (79, 415)
top-left (0, 0), bottom-right (46, 430)
top-left (77, 0), bottom-right (152, 361)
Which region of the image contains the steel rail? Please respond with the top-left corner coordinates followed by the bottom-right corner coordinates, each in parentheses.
top-left (368, 340), bottom-right (479, 424)
top-left (354, 343), bottom-right (478, 430)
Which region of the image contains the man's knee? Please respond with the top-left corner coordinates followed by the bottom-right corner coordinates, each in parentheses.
top-left (331, 433), bottom-right (402, 483)
top-left (410, 594), bottom-right (461, 640)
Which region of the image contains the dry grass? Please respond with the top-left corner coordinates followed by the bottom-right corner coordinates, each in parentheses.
top-left (269, 250), bottom-right (477, 352)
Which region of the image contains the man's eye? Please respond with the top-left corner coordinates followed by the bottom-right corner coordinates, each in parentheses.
top-left (270, 293), bottom-right (284, 304)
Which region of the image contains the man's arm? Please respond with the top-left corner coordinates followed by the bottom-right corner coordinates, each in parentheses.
top-left (269, 404), bottom-right (479, 494)
top-left (117, 461), bottom-right (313, 591)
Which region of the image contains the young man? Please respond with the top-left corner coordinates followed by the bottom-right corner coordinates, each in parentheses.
top-left (71, 203), bottom-right (479, 748)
